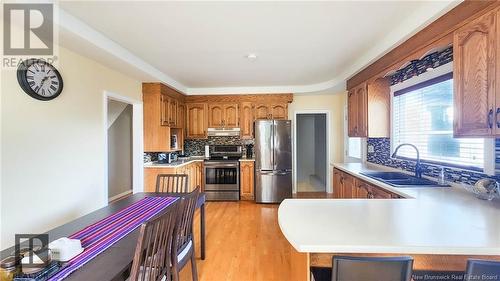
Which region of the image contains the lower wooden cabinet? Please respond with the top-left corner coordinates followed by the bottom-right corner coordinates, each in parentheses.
top-left (332, 168), bottom-right (401, 199)
top-left (240, 161), bottom-right (255, 200)
top-left (144, 161), bottom-right (204, 192)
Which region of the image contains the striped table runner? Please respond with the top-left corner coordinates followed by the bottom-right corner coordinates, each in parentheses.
top-left (48, 196), bottom-right (178, 281)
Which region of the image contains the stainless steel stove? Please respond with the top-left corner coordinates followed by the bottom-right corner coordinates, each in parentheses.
top-left (204, 145), bottom-right (242, 201)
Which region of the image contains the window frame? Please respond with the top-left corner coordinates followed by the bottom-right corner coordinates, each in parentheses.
top-left (389, 62), bottom-right (495, 174)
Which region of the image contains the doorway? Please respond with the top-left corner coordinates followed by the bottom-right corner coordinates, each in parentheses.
top-left (104, 91), bottom-right (143, 203)
top-left (295, 113), bottom-right (329, 193)
top-left (107, 99), bottom-right (133, 201)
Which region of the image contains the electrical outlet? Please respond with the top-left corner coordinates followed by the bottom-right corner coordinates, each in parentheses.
top-left (368, 145), bottom-right (375, 153)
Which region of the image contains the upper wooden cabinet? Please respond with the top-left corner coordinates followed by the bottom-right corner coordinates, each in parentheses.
top-left (347, 78), bottom-right (390, 138)
top-left (143, 83), bottom-right (185, 152)
top-left (240, 102), bottom-right (254, 139)
top-left (454, 8), bottom-right (499, 137)
top-left (254, 103), bottom-right (289, 120)
top-left (224, 104), bottom-right (239, 127)
top-left (176, 103), bottom-right (186, 130)
top-left (367, 78), bottom-right (390, 138)
top-left (348, 83), bottom-right (368, 137)
top-left (208, 104), bottom-right (224, 128)
top-left (186, 103), bottom-right (208, 139)
top-left (208, 103), bottom-right (239, 128)
top-left (254, 104), bottom-right (270, 120)
top-left (270, 104), bottom-right (288, 119)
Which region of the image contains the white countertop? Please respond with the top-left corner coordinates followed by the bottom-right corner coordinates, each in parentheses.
top-left (239, 158), bottom-right (255, 162)
top-left (278, 163), bottom-right (500, 255)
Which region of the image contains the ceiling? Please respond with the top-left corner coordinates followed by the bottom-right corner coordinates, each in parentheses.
top-left (58, 1), bottom-right (460, 94)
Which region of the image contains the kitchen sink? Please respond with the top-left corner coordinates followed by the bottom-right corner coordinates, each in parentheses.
top-left (360, 172), bottom-right (450, 188)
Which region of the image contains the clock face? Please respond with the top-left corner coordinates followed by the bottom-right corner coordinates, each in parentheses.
top-left (17, 59), bottom-right (63, 101)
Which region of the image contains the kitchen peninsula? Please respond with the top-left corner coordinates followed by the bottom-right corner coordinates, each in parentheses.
top-left (278, 163), bottom-right (500, 281)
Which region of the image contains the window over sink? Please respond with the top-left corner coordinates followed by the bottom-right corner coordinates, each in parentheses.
top-left (391, 63), bottom-right (487, 171)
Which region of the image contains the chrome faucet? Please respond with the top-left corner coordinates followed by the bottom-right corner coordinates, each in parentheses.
top-left (391, 143), bottom-right (423, 178)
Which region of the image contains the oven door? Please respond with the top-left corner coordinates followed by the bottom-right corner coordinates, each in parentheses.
top-left (204, 162), bottom-right (239, 191)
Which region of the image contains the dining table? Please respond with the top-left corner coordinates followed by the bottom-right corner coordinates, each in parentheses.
top-left (0, 192), bottom-right (206, 281)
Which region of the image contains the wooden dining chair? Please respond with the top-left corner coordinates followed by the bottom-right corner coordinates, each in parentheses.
top-left (171, 187), bottom-right (200, 281)
top-left (156, 174), bottom-right (189, 193)
top-left (129, 200), bottom-right (180, 281)
top-left (156, 173), bottom-right (207, 260)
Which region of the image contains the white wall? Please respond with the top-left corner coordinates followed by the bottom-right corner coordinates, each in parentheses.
top-left (289, 90), bottom-right (347, 193)
top-left (1, 46), bottom-right (141, 249)
top-left (289, 91), bottom-right (346, 164)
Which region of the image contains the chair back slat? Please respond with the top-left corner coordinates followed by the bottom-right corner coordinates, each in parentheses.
top-left (156, 174), bottom-right (189, 193)
top-left (173, 187), bottom-right (200, 259)
top-left (129, 200), bottom-right (179, 281)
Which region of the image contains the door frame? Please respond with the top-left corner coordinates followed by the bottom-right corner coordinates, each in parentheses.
top-left (293, 110), bottom-right (331, 194)
top-left (103, 91), bottom-right (144, 203)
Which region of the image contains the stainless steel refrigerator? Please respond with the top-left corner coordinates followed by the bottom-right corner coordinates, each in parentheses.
top-left (255, 120), bottom-right (292, 203)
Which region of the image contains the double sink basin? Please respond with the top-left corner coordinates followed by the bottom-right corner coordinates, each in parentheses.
top-left (359, 172), bottom-right (450, 188)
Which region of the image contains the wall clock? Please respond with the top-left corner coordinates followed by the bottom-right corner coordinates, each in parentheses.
top-left (17, 59), bottom-right (63, 101)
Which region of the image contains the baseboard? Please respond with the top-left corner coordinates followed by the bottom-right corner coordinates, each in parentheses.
top-left (109, 190), bottom-right (133, 203)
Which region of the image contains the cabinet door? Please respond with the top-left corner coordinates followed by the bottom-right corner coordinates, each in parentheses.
top-left (348, 84), bottom-right (368, 137)
top-left (454, 10), bottom-right (497, 137)
top-left (240, 102), bottom-right (254, 139)
top-left (224, 104), bottom-right (239, 127)
top-left (356, 181), bottom-right (371, 199)
top-left (355, 84), bottom-right (368, 137)
top-left (333, 169), bottom-right (343, 198)
top-left (255, 104), bottom-right (271, 120)
top-left (160, 94), bottom-right (170, 126)
top-left (271, 104), bottom-right (288, 120)
top-left (342, 174), bottom-right (356, 199)
top-left (195, 162), bottom-right (203, 191)
top-left (186, 103), bottom-right (208, 139)
top-left (208, 104), bottom-right (224, 128)
top-left (347, 89), bottom-right (358, 137)
top-left (240, 161), bottom-right (255, 200)
top-left (371, 186), bottom-right (392, 199)
top-left (177, 103), bottom-right (186, 129)
top-left (169, 98), bottom-right (177, 127)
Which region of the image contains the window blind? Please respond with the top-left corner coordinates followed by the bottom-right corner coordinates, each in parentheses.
top-left (392, 73), bottom-right (484, 169)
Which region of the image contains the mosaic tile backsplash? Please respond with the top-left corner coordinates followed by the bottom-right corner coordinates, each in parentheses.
top-left (367, 138), bottom-right (500, 185)
top-left (144, 136), bottom-right (254, 162)
top-left (184, 136), bottom-right (254, 156)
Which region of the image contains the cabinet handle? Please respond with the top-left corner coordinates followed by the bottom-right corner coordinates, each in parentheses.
top-left (488, 109), bottom-right (494, 129)
top-left (496, 108), bottom-right (500, 129)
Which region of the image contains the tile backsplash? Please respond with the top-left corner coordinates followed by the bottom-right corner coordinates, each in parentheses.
top-left (367, 138), bottom-right (500, 185)
top-left (144, 136), bottom-right (254, 162)
top-left (184, 136), bottom-right (254, 156)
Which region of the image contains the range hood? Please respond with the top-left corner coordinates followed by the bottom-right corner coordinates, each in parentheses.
top-left (207, 128), bottom-right (241, 137)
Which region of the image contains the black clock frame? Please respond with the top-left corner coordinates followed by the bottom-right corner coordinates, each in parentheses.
top-left (17, 59), bottom-right (64, 101)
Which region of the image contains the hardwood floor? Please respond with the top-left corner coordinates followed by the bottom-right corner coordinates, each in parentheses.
top-left (180, 201), bottom-right (293, 281)
top-left (181, 193), bottom-right (332, 280)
